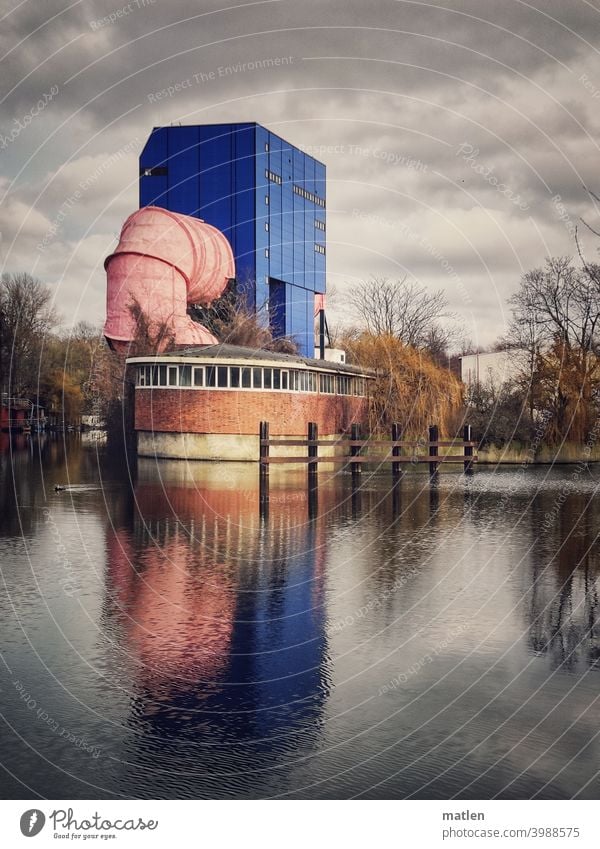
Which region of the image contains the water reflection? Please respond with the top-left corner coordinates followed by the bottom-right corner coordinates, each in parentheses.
top-left (104, 461), bottom-right (332, 752)
top-left (0, 432), bottom-right (107, 537)
top-left (1, 437), bottom-right (600, 798)
top-left (527, 489), bottom-right (600, 669)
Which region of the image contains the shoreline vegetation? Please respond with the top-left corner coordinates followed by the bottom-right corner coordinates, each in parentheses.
top-left (477, 442), bottom-right (600, 465)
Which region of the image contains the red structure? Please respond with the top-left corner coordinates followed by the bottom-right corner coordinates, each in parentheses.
top-left (1, 398), bottom-right (30, 432)
top-left (104, 206), bottom-right (235, 352)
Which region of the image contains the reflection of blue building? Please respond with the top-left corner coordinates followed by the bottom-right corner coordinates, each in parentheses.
top-left (139, 123), bottom-right (326, 356)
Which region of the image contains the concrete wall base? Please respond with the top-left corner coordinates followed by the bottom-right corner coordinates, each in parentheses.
top-left (137, 431), bottom-right (345, 465)
top-left (479, 442), bottom-right (600, 464)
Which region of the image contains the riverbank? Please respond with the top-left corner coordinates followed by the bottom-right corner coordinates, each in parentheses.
top-left (478, 441), bottom-right (600, 464)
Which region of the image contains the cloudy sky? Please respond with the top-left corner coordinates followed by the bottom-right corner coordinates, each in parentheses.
top-left (1, 0), bottom-right (600, 347)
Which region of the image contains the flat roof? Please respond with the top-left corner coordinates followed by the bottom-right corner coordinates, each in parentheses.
top-left (127, 344), bottom-right (373, 377)
top-left (147, 122), bottom-right (326, 168)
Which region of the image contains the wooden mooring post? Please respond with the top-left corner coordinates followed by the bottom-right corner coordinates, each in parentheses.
top-left (308, 421), bottom-right (318, 519)
top-left (428, 424), bottom-right (439, 478)
top-left (351, 422), bottom-right (361, 480)
top-left (257, 421), bottom-right (477, 515)
top-left (464, 424), bottom-right (474, 475)
top-left (391, 422), bottom-right (402, 480)
top-left (259, 420), bottom-right (269, 520)
top-left (308, 421), bottom-right (318, 477)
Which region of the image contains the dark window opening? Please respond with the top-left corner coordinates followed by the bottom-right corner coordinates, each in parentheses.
top-left (217, 366), bottom-right (228, 388)
top-left (140, 166), bottom-right (168, 177)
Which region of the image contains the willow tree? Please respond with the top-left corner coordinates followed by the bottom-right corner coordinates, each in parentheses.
top-left (342, 331), bottom-right (463, 436)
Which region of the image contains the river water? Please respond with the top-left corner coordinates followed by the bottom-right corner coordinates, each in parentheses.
top-left (1, 434), bottom-right (599, 799)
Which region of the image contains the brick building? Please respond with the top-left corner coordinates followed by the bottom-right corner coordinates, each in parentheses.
top-left (127, 344), bottom-right (371, 461)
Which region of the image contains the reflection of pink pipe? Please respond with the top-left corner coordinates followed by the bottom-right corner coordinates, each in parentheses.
top-left (103, 206), bottom-right (235, 352)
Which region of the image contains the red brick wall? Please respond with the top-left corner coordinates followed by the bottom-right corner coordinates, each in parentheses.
top-left (1, 407), bottom-right (26, 429)
top-left (135, 388), bottom-right (368, 436)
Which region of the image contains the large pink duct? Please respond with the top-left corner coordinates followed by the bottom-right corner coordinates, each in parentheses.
top-left (104, 206), bottom-right (235, 352)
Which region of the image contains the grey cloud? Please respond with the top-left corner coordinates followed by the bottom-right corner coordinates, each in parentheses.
top-left (1, 0), bottom-right (599, 343)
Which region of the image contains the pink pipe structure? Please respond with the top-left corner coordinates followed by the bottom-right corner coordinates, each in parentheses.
top-left (104, 206), bottom-right (235, 352)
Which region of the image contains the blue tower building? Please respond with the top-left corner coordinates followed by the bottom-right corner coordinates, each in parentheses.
top-left (139, 123), bottom-right (326, 357)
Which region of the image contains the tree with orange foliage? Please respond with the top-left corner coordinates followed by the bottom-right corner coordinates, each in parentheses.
top-left (341, 331), bottom-right (463, 436)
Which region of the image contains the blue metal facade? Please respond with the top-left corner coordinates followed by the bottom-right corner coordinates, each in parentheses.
top-left (139, 123), bottom-right (326, 356)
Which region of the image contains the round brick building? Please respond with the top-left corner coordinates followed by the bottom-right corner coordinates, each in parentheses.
top-left (127, 344), bottom-right (372, 461)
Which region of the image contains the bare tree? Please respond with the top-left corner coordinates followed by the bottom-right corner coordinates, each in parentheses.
top-left (0, 272), bottom-right (57, 396)
top-left (576, 188), bottom-right (600, 352)
top-left (190, 281), bottom-right (298, 354)
top-left (423, 323), bottom-right (462, 366)
top-left (127, 298), bottom-right (176, 355)
top-left (579, 187), bottom-right (600, 241)
top-left (508, 257), bottom-right (600, 364)
top-left (507, 257), bottom-right (600, 441)
top-left (349, 276), bottom-right (452, 349)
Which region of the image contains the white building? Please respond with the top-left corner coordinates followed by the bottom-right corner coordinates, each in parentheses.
top-left (460, 349), bottom-right (529, 389)
top-left (313, 347), bottom-right (346, 364)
